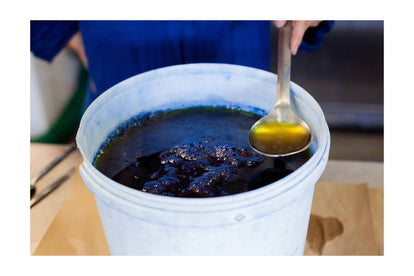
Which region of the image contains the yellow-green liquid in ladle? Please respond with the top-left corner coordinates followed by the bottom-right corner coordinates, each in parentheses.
top-left (249, 121), bottom-right (311, 155)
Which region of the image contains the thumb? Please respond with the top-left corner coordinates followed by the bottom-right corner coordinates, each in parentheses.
top-left (273, 20), bottom-right (287, 28)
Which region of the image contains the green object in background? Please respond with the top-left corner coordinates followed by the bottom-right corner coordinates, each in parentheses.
top-left (31, 67), bottom-right (88, 144)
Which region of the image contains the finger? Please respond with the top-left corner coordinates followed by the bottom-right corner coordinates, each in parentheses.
top-left (308, 20), bottom-right (322, 27)
top-left (291, 21), bottom-right (309, 55)
top-left (273, 20), bottom-right (287, 28)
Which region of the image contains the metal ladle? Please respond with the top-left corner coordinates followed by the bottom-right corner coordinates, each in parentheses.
top-left (248, 21), bottom-right (313, 157)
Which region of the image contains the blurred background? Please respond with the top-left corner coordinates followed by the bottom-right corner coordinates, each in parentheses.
top-left (31, 20), bottom-right (383, 162)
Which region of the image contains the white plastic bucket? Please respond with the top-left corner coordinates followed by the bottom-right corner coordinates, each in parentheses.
top-left (76, 63), bottom-right (330, 255)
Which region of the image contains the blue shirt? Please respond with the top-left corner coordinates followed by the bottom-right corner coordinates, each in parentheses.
top-left (31, 20), bottom-right (333, 107)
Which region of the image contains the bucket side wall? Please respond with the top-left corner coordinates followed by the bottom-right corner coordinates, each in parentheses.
top-left (95, 187), bottom-right (314, 256)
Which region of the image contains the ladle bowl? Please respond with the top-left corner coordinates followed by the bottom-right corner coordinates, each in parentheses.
top-left (249, 104), bottom-right (313, 157)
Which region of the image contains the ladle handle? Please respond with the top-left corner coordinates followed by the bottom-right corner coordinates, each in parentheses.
top-left (276, 21), bottom-right (292, 107)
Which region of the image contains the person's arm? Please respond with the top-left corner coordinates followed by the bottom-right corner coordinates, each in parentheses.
top-left (66, 31), bottom-right (88, 68)
top-left (274, 21), bottom-right (334, 55)
top-left (30, 20), bottom-right (79, 62)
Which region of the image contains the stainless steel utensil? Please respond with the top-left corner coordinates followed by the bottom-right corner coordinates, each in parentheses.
top-left (30, 144), bottom-right (77, 199)
top-left (30, 167), bottom-right (76, 208)
top-left (248, 21), bottom-right (313, 157)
